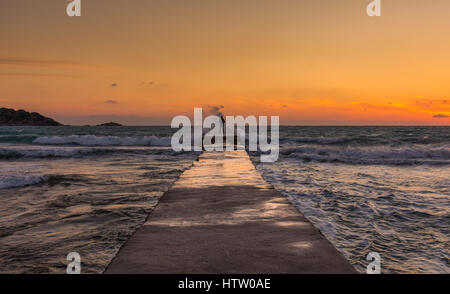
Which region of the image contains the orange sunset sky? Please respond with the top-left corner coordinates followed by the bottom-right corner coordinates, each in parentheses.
top-left (0, 0), bottom-right (449, 125)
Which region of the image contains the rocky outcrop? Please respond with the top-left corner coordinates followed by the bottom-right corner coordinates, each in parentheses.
top-left (0, 108), bottom-right (62, 126)
top-left (97, 122), bottom-right (123, 127)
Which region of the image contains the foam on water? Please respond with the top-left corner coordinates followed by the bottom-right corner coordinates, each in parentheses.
top-left (0, 126), bottom-right (448, 273)
top-left (0, 126), bottom-right (199, 273)
top-left (254, 160), bottom-right (450, 273)
top-left (0, 146), bottom-right (181, 160)
top-left (252, 126), bottom-right (450, 274)
top-left (0, 174), bottom-right (48, 189)
top-left (279, 145), bottom-right (450, 165)
top-left (33, 135), bottom-right (171, 146)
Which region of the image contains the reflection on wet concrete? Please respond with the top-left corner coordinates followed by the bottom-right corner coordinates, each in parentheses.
top-left (174, 150), bottom-right (271, 189)
top-left (106, 151), bottom-right (356, 274)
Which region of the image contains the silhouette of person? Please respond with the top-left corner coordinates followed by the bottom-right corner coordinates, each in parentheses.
top-left (220, 115), bottom-right (226, 134)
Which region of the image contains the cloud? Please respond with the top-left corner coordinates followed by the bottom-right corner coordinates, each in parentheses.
top-left (282, 105), bottom-right (288, 108)
top-left (208, 105), bottom-right (224, 113)
top-left (105, 100), bottom-right (118, 104)
top-left (111, 83), bottom-right (118, 87)
top-left (415, 100), bottom-right (450, 111)
top-left (359, 102), bottom-right (399, 111)
top-left (433, 114), bottom-right (449, 118)
top-left (205, 105), bottom-right (225, 117)
top-left (0, 72), bottom-right (72, 78)
top-left (0, 57), bottom-right (97, 68)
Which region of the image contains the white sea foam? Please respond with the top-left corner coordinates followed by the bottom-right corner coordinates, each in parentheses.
top-left (0, 147), bottom-right (109, 159)
top-left (0, 174), bottom-right (48, 189)
top-left (289, 136), bottom-right (352, 144)
top-left (33, 135), bottom-right (171, 146)
top-left (279, 146), bottom-right (450, 165)
top-left (254, 153), bottom-right (450, 273)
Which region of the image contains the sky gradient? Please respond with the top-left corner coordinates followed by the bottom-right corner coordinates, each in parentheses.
top-left (1, 0), bottom-right (449, 125)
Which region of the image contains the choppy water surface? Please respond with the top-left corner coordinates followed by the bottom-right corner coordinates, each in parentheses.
top-left (0, 126), bottom-right (197, 273)
top-left (252, 126), bottom-right (450, 274)
top-left (0, 126), bottom-right (449, 274)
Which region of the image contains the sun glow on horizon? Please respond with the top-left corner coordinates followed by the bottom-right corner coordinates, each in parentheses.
top-left (1, 0), bottom-right (449, 125)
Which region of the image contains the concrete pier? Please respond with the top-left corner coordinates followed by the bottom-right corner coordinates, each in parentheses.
top-left (105, 151), bottom-right (356, 274)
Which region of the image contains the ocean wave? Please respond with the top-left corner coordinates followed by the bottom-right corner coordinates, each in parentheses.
top-left (0, 147), bottom-right (120, 159)
top-left (0, 146), bottom-right (193, 160)
top-left (281, 134), bottom-right (450, 146)
top-left (0, 174), bottom-right (80, 189)
top-left (0, 135), bottom-right (39, 144)
top-left (0, 174), bottom-right (48, 189)
top-left (284, 136), bottom-right (354, 144)
top-left (32, 135), bottom-right (171, 146)
top-left (278, 146), bottom-right (450, 165)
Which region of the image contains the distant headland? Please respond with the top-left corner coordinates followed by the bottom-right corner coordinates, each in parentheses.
top-left (97, 122), bottom-right (123, 127)
top-left (0, 107), bottom-right (62, 126)
top-left (0, 108), bottom-right (126, 127)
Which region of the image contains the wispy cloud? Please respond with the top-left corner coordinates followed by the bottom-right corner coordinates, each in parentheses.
top-left (414, 99), bottom-right (449, 112)
top-left (358, 102), bottom-right (401, 111)
top-left (0, 72), bottom-right (73, 78)
top-left (433, 114), bottom-right (449, 118)
top-left (111, 83), bottom-right (118, 87)
top-left (0, 57), bottom-right (97, 68)
top-left (205, 105), bottom-right (225, 117)
top-left (105, 100), bottom-right (118, 104)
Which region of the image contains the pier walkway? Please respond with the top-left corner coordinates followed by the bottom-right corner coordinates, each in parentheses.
top-left (105, 151), bottom-right (356, 274)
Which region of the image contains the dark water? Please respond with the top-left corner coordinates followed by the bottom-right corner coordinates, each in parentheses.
top-left (0, 126), bottom-right (198, 273)
top-left (0, 126), bottom-right (448, 274)
top-left (252, 126), bottom-right (450, 273)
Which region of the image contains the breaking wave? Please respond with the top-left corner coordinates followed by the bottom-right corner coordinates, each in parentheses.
top-left (0, 146), bottom-right (190, 160)
top-left (0, 147), bottom-right (111, 159)
top-left (32, 135), bottom-right (171, 146)
top-left (284, 136), bottom-right (357, 144)
top-left (279, 146), bottom-right (450, 165)
top-left (0, 174), bottom-right (61, 189)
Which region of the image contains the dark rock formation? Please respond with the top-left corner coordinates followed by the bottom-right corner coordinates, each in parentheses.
top-left (0, 108), bottom-right (62, 126)
top-left (97, 122), bottom-right (123, 127)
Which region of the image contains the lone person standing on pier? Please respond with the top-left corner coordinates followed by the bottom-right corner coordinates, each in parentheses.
top-left (220, 115), bottom-right (226, 134)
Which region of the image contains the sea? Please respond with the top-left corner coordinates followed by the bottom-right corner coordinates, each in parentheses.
top-left (0, 126), bottom-right (448, 274)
